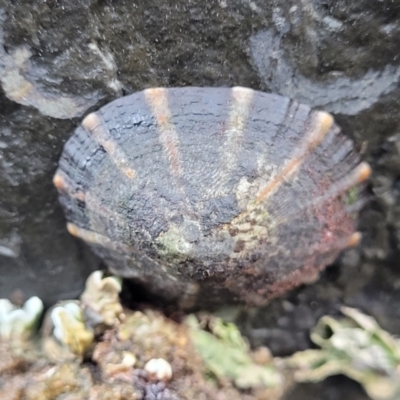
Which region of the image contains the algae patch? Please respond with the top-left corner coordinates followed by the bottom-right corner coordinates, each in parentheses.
top-left (286, 306), bottom-right (400, 400)
top-left (187, 315), bottom-right (282, 389)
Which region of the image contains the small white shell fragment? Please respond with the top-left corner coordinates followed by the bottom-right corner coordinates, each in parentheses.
top-left (144, 358), bottom-right (173, 381)
top-left (0, 296), bottom-right (43, 340)
top-left (104, 351), bottom-right (137, 377)
top-left (121, 351), bottom-right (137, 367)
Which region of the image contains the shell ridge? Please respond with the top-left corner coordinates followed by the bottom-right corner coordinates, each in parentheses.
top-left (270, 98), bottom-right (298, 141)
top-left (56, 134), bottom-right (103, 235)
top-left (82, 112), bottom-right (136, 179)
top-left (207, 87), bottom-right (254, 197)
top-left (225, 110), bottom-right (336, 235)
top-left (53, 170), bottom-right (86, 203)
top-left (144, 88), bottom-right (184, 180)
top-left (264, 162), bottom-right (370, 231)
top-left (144, 88), bottom-right (201, 233)
top-left (253, 110), bottom-right (334, 205)
top-left (84, 191), bottom-right (135, 244)
top-left (66, 223), bottom-right (135, 254)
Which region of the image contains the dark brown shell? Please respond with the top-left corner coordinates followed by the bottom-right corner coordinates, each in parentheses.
top-left (54, 87), bottom-right (370, 308)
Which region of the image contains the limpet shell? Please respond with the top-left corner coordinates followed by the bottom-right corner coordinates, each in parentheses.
top-left (54, 87), bottom-right (370, 307)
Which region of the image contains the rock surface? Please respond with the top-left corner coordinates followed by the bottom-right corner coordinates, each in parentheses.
top-left (0, 0), bottom-right (399, 377)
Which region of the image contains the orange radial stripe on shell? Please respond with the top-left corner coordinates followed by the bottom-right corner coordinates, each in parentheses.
top-left (270, 161), bottom-right (371, 228)
top-left (300, 162), bottom-right (371, 214)
top-left (67, 223), bottom-right (133, 253)
top-left (53, 171), bottom-right (86, 202)
top-left (227, 87), bottom-right (254, 138)
top-left (207, 87), bottom-right (254, 197)
top-left (144, 88), bottom-right (182, 179)
top-left (54, 170), bottom-right (127, 225)
top-left (347, 232), bottom-right (362, 247)
top-left (255, 111), bottom-right (334, 204)
top-left (221, 87), bottom-right (254, 170)
top-left (313, 232), bottom-right (362, 255)
top-left (352, 162), bottom-right (372, 183)
top-left (82, 112), bottom-right (136, 179)
top-left (310, 162), bottom-right (371, 209)
top-left (53, 172), bottom-right (68, 191)
top-left (318, 161), bottom-right (371, 201)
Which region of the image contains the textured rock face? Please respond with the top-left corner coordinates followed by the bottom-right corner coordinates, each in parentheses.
top-left (0, 0), bottom-right (399, 349)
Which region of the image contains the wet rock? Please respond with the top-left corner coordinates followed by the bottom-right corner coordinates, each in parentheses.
top-left (0, 90), bottom-right (99, 306)
top-left (0, 0), bottom-right (264, 306)
top-left (250, 28), bottom-right (400, 116)
top-left (0, 3), bottom-right (399, 387)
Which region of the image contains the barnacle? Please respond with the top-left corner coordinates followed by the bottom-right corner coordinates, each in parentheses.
top-left (50, 301), bottom-right (94, 358)
top-left (145, 358), bottom-right (173, 382)
top-left (80, 270), bottom-right (123, 331)
top-left (0, 296), bottom-right (43, 341)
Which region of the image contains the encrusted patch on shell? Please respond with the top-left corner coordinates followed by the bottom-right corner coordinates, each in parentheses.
top-left (54, 87), bottom-right (370, 307)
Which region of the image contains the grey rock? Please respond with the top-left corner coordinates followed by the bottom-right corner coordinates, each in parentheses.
top-left (250, 29), bottom-right (400, 115)
top-left (0, 3), bottom-right (399, 383)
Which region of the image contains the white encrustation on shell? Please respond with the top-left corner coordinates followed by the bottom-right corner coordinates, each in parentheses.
top-left (51, 301), bottom-right (94, 357)
top-left (80, 270), bottom-right (123, 329)
top-left (144, 358), bottom-right (173, 381)
top-left (0, 296), bottom-right (43, 340)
